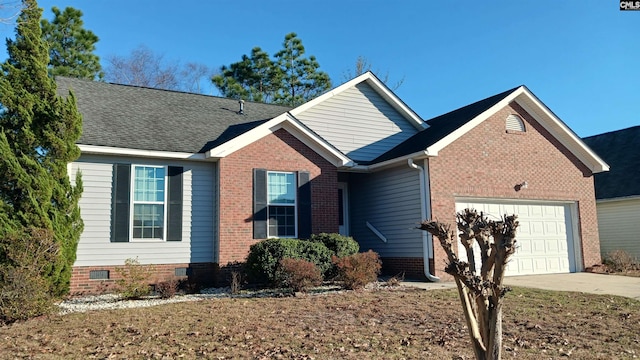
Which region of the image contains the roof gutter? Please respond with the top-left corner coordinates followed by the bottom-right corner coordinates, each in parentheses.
top-left (343, 150), bottom-right (431, 172)
top-left (407, 158), bottom-right (440, 282)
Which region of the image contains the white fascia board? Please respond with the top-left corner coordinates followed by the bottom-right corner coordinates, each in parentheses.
top-left (596, 195), bottom-right (640, 204)
top-left (78, 144), bottom-right (208, 161)
top-left (514, 88), bottom-right (609, 173)
top-left (425, 88), bottom-right (524, 156)
top-left (205, 113), bottom-right (352, 168)
top-left (290, 71), bottom-right (427, 131)
top-left (344, 150), bottom-right (431, 173)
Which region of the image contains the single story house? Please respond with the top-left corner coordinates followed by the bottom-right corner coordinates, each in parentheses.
top-left (583, 126), bottom-right (640, 261)
top-left (57, 72), bottom-right (609, 294)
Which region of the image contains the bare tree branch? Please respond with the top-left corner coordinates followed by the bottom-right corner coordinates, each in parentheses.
top-left (0, 1), bottom-right (22, 25)
top-left (342, 55), bottom-right (405, 90)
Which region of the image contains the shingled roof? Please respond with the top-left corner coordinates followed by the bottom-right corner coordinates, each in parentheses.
top-left (56, 77), bottom-right (291, 153)
top-left (582, 126), bottom-right (640, 199)
top-left (370, 86), bottom-right (520, 164)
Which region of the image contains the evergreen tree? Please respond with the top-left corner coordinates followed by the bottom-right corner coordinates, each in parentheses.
top-left (212, 47), bottom-right (277, 103)
top-left (212, 32), bottom-right (331, 106)
top-left (273, 32), bottom-right (331, 106)
top-left (41, 6), bottom-right (102, 79)
top-left (0, 0), bottom-right (83, 296)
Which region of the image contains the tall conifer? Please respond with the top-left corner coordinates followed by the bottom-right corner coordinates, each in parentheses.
top-left (0, 0), bottom-right (83, 296)
top-left (41, 6), bottom-right (103, 79)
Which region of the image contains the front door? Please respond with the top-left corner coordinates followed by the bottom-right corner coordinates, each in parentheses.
top-left (338, 182), bottom-right (349, 236)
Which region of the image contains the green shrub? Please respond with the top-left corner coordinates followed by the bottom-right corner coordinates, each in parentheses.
top-left (246, 238), bottom-right (333, 284)
top-left (278, 258), bottom-right (323, 292)
top-left (333, 250), bottom-right (382, 290)
top-left (0, 228), bottom-right (59, 324)
top-left (115, 258), bottom-right (153, 299)
top-left (310, 233), bottom-right (359, 258)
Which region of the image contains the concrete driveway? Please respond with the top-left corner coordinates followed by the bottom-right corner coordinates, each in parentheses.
top-left (403, 273), bottom-right (640, 301)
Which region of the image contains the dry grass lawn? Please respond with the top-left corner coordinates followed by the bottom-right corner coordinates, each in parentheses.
top-left (1, 286), bottom-right (639, 359)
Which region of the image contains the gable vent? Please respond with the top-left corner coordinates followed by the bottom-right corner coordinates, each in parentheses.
top-left (506, 114), bottom-right (526, 132)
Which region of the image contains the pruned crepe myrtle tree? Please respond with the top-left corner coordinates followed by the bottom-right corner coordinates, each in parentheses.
top-left (419, 209), bottom-right (519, 360)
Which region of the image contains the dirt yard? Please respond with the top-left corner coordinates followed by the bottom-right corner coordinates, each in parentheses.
top-left (1, 286), bottom-right (639, 359)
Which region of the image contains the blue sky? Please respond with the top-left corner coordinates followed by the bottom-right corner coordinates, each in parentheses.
top-left (1, 0), bottom-right (638, 137)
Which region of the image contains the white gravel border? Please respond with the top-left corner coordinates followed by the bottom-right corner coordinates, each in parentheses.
top-left (57, 284), bottom-right (358, 315)
top-left (57, 287), bottom-right (233, 314)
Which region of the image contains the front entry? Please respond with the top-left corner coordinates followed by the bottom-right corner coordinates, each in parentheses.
top-left (338, 182), bottom-right (349, 236)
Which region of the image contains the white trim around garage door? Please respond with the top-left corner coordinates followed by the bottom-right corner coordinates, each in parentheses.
top-left (455, 197), bottom-right (582, 276)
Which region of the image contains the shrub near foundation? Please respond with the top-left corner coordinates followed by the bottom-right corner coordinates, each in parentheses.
top-left (309, 233), bottom-right (359, 258)
top-left (333, 250), bottom-right (382, 290)
top-left (278, 258), bottom-right (323, 292)
top-left (0, 228), bottom-right (59, 324)
top-left (115, 258), bottom-right (153, 300)
top-left (246, 238), bottom-right (333, 284)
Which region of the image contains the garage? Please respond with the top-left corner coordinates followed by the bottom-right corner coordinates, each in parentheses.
top-left (455, 199), bottom-right (578, 276)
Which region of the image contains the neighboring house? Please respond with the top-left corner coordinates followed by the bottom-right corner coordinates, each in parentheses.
top-left (57, 72), bottom-right (609, 294)
top-left (583, 126), bottom-right (640, 261)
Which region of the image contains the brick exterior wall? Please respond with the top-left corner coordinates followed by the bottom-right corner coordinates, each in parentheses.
top-left (381, 257), bottom-right (429, 279)
top-left (70, 263), bottom-right (217, 295)
top-left (426, 102), bottom-right (600, 280)
top-left (217, 128), bottom-right (339, 267)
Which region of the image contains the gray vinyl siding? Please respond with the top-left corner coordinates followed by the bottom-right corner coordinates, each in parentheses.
top-left (70, 154), bottom-right (217, 266)
top-left (295, 82), bottom-right (420, 162)
top-left (597, 198), bottom-right (640, 261)
top-left (349, 165), bottom-right (423, 257)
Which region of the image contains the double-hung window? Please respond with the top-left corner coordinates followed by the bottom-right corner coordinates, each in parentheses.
top-left (253, 169), bottom-right (311, 240)
top-left (267, 171), bottom-right (296, 237)
top-left (111, 163), bottom-right (183, 243)
top-left (132, 165), bottom-right (166, 240)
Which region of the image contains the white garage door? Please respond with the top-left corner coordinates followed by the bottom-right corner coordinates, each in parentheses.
top-left (455, 200), bottom-right (576, 276)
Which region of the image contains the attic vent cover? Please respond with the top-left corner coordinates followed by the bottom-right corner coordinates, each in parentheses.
top-left (506, 114), bottom-right (526, 132)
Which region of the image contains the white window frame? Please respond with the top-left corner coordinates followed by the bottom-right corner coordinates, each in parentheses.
top-left (130, 164), bottom-right (168, 242)
top-left (267, 171), bottom-right (297, 238)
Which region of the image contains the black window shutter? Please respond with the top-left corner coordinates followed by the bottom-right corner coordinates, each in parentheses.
top-left (297, 171), bottom-right (312, 239)
top-left (111, 164), bottom-right (130, 242)
top-left (253, 168), bottom-right (268, 239)
top-left (166, 166), bottom-right (183, 241)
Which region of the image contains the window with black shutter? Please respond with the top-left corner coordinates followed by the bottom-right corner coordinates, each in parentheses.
top-left (253, 169), bottom-right (311, 239)
top-left (111, 164), bottom-right (183, 242)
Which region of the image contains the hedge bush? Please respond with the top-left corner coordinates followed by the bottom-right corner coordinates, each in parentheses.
top-left (245, 238), bottom-right (333, 284)
top-left (0, 228), bottom-right (58, 324)
top-left (333, 250), bottom-right (382, 290)
top-left (309, 233), bottom-right (359, 258)
top-left (278, 258), bottom-right (323, 292)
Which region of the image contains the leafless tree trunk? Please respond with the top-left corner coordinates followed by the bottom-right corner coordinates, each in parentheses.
top-left (419, 208), bottom-right (518, 360)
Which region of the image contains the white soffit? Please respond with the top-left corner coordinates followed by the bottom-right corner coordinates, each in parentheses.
top-left (424, 86), bottom-right (609, 173)
top-left (514, 87), bottom-right (609, 173)
top-left (78, 144), bottom-right (207, 160)
top-left (205, 113), bottom-right (352, 167)
top-left (424, 88), bottom-right (522, 156)
top-left (290, 71), bottom-right (426, 131)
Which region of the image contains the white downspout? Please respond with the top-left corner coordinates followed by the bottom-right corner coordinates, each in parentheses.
top-left (408, 158), bottom-right (440, 282)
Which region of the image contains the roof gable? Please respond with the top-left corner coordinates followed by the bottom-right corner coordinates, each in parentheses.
top-left (205, 112), bottom-right (352, 167)
top-left (369, 86), bottom-right (609, 174)
top-left (290, 72), bottom-right (426, 162)
top-left (583, 126), bottom-right (640, 199)
top-left (371, 87), bottom-right (518, 164)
